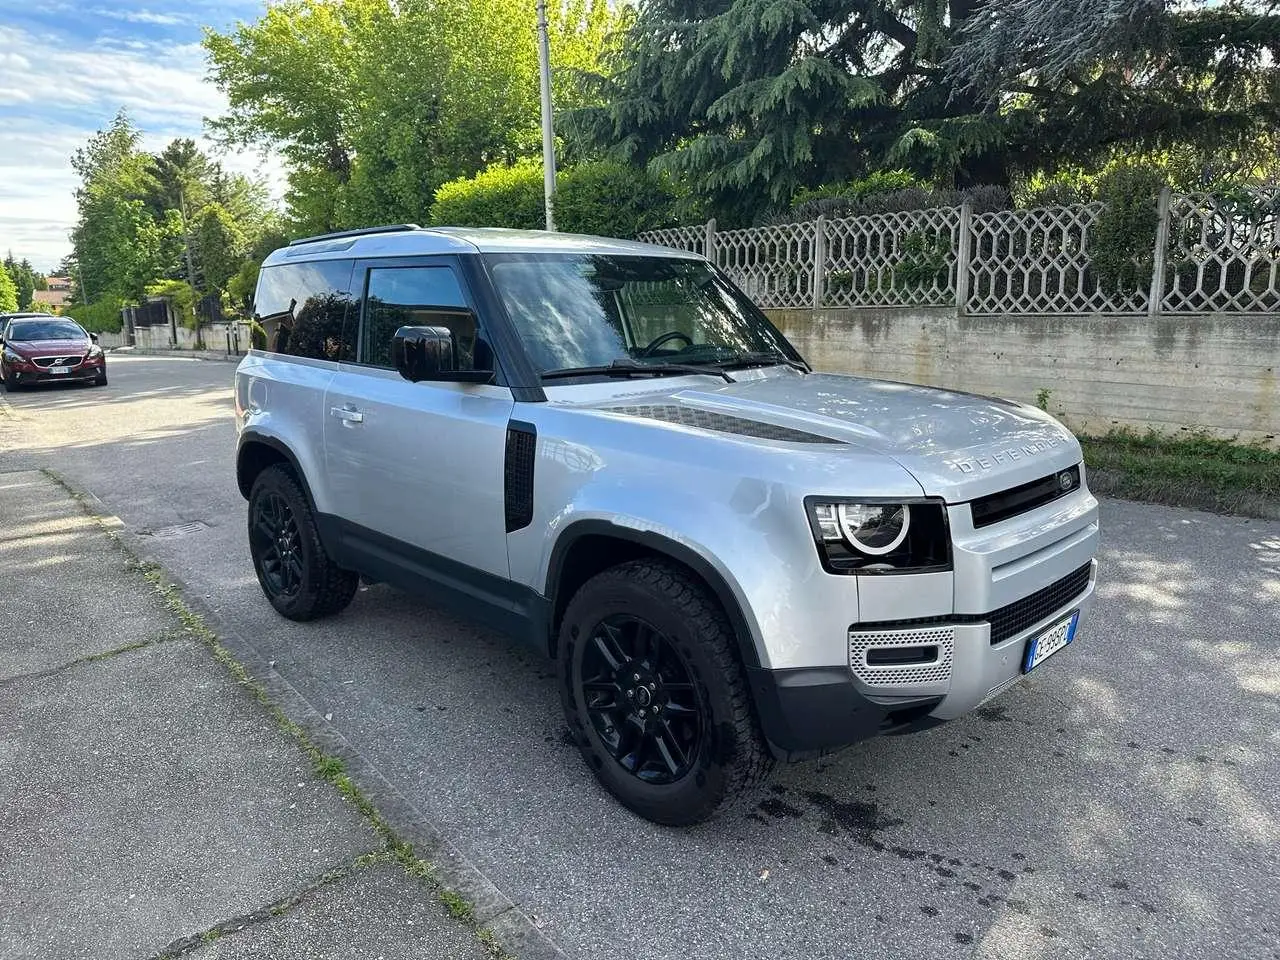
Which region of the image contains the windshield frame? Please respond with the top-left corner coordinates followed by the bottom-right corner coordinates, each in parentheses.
top-left (6, 319), bottom-right (88, 342)
top-left (480, 252), bottom-right (806, 382)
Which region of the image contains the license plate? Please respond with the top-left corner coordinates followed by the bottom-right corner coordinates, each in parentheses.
top-left (1022, 611), bottom-right (1079, 673)
top-left (48, 365), bottom-right (70, 374)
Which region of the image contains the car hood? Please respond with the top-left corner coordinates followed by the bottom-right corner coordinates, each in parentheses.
top-left (585, 371), bottom-right (1082, 503)
top-left (6, 338), bottom-right (89, 356)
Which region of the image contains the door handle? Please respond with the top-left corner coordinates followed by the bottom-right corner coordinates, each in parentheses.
top-left (329, 405), bottom-right (365, 424)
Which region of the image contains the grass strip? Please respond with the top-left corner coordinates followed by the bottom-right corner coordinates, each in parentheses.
top-left (1080, 427), bottom-right (1280, 519)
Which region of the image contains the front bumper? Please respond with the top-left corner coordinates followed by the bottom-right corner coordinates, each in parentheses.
top-left (6, 358), bottom-right (103, 384)
top-left (750, 559), bottom-right (1097, 757)
top-left (746, 483), bottom-right (1100, 758)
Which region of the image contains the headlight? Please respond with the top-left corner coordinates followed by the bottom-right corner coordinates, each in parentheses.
top-left (806, 498), bottom-right (951, 574)
top-left (1, 347), bottom-right (19, 362)
top-left (87, 345), bottom-right (103, 359)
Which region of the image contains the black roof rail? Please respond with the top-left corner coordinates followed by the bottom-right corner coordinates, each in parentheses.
top-left (288, 223), bottom-right (422, 246)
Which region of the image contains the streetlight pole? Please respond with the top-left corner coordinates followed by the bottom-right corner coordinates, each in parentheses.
top-left (536, 0), bottom-right (557, 232)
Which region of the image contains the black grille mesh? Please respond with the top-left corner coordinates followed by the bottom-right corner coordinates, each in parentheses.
top-left (504, 425), bottom-right (536, 532)
top-left (608, 404), bottom-right (840, 444)
top-left (854, 562), bottom-right (1093, 645)
top-left (986, 562), bottom-right (1092, 644)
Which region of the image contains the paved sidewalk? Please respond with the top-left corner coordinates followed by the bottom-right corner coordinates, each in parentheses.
top-left (0, 470), bottom-right (492, 960)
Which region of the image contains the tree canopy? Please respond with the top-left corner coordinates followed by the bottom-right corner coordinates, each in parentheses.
top-left (573, 0), bottom-right (1280, 223)
top-left (204, 0), bottom-right (620, 233)
top-left (68, 112), bottom-right (279, 316)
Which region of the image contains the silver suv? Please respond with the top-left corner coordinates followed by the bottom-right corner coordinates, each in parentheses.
top-left (234, 225), bottom-right (1100, 825)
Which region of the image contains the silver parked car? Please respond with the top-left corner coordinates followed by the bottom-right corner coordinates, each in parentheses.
top-left (234, 225), bottom-right (1099, 825)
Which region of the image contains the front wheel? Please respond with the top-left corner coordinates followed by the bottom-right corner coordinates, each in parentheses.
top-left (558, 560), bottom-right (774, 825)
top-left (93, 369), bottom-right (108, 386)
top-left (247, 465), bottom-right (358, 621)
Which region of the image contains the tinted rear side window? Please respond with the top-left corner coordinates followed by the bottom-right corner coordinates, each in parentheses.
top-left (254, 259), bottom-right (355, 361)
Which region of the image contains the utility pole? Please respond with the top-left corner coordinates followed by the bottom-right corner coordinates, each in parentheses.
top-left (536, 0), bottom-right (557, 232)
top-left (180, 185), bottom-right (202, 348)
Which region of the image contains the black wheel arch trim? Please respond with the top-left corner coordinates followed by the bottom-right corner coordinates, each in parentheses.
top-left (545, 519), bottom-right (763, 670)
top-left (236, 432), bottom-right (318, 512)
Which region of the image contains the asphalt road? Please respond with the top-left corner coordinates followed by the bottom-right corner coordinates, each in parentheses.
top-left (3, 355), bottom-right (1277, 960)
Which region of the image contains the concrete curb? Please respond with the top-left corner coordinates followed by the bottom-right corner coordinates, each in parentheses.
top-left (108, 347), bottom-right (244, 363)
top-left (49, 472), bottom-right (568, 960)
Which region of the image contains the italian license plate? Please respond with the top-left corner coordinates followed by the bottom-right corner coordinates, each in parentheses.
top-left (49, 365), bottom-right (70, 375)
top-left (1022, 611), bottom-right (1079, 673)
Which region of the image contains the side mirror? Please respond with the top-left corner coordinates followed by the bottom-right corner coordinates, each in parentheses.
top-left (392, 322), bottom-right (493, 384)
top-left (89, 333), bottom-right (100, 344)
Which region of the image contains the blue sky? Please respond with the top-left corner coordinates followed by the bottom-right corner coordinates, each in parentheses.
top-left (0, 0), bottom-right (287, 272)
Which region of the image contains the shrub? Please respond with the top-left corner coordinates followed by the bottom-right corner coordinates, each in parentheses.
top-left (429, 160), bottom-right (679, 237)
top-left (1091, 163), bottom-right (1167, 294)
top-left (790, 170), bottom-right (921, 209)
top-left (555, 162), bottom-right (679, 237)
top-left (428, 160), bottom-right (546, 230)
top-left (64, 298), bottom-right (125, 333)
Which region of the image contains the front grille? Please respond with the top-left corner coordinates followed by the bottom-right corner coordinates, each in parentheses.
top-left (32, 355), bottom-right (81, 369)
top-left (987, 562), bottom-right (1092, 644)
top-left (970, 464), bottom-right (1081, 528)
top-left (853, 562), bottom-right (1093, 645)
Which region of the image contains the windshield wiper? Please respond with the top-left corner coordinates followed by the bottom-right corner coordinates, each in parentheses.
top-left (541, 359), bottom-right (734, 383)
top-left (707, 351), bottom-right (809, 374)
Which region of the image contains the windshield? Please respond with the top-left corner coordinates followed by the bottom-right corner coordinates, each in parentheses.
top-left (485, 254), bottom-right (800, 375)
top-left (7, 320), bottom-right (86, 341)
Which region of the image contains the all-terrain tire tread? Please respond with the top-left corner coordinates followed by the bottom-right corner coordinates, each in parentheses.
top-left (251, 465), bottom-right (358, 621)
top-left (565, 558), bottom-right (774, 823)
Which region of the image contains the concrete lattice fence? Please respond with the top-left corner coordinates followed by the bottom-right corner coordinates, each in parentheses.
top-left (640, 186), bottom-right (1280, 318)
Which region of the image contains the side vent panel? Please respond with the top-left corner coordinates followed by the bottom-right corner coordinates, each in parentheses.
top-left (505, 421), bottom-right (537, 533)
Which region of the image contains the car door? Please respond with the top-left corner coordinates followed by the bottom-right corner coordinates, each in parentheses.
top-left (322, 255), bottom-right (514, 580)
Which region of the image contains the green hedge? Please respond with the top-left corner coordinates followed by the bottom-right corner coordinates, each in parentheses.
top-left (64, 299), bottom-right (125, 334)
top-left (429, 161), bottom-right (679, 237)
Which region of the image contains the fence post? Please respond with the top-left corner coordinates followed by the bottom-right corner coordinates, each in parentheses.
top-left (703, 218), bottom-right (717, 261)
top-left (812, 216), bottom-right (827, 309)
top-left (1148, 186), bottom-right (1172, 318)
top-left (954, 201), bottom-right (973, 317)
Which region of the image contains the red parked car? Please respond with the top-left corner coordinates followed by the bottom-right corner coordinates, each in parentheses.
top-left (0, 315), bottom-right (107, 390)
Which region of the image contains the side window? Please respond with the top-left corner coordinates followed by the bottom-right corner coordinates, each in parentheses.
top-left (253, 259), bottom-right (355, 361)
top-left (361, 265), bottom-right (483, 370)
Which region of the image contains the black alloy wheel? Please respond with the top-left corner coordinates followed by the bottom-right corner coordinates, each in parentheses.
top-left (559, 559), bottom-right (774, 825)
top-left (580, 614), bottom-right (704, 784)
top-left (250, 490), bottom-right (304, 600)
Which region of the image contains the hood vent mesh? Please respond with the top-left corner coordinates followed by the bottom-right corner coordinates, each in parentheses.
top-left (608, 404), bottom-right (841, 444)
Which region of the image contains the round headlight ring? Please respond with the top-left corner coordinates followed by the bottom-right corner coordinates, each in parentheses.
top-left (837, 503), bottom-right (911, 556)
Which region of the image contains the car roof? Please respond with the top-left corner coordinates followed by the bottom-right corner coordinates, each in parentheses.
top-left (261, 225), bottom-right (703, 267)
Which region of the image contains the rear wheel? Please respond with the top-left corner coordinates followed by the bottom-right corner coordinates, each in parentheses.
top-left (247, 465), bottom-right (358, 620)
top-left (558, 559), bottom-right (773, 825)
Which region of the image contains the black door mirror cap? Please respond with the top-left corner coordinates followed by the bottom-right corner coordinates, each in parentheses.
top-left (392, 324), bottom-right (494, 384)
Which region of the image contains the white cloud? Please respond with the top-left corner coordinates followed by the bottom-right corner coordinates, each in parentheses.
top-left (90, 7), bottom-right (191, 26)
top-left (0, 22), bottom-right (287, 272)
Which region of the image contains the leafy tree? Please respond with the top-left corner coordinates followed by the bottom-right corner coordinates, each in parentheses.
top-left (3, 254), bottom-right (37, 310)
top-left (205, 0), bottom-right (622, 232)
top-left (0, 266), bottom-right (17, 313)
top-left (195, 203), bottom-right (247, 294)
top-left (578, 0), bottom-right (1280, 224)
top-left (70, 112), bottom-right (176, 302)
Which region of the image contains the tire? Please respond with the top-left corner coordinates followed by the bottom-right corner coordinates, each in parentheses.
top-left (558, 559), bottom-right (774, 826)
top-left (94, 369), bottom-right (108, 386)
top-left (3, 369), bottom-right (19, 392)
top-left (247, 464), bottom-right (358, 621)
